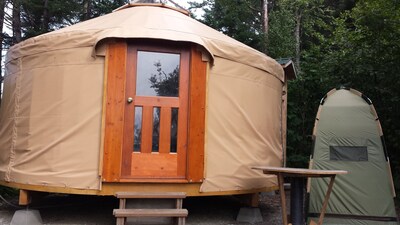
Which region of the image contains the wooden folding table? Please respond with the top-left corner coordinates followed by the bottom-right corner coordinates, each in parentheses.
top-left (252, 166), bottom-right (347, 225)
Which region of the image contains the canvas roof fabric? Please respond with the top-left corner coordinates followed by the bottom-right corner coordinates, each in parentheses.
top-left (308, 88), bottom-right (398, 225)
top-left (5, 4), bottom-right (284, 82)
top-left (0, 4), bottom-right (284, 192)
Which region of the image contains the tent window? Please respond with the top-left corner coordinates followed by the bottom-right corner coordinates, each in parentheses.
top-left (330, 146), bottom-right (368, 161)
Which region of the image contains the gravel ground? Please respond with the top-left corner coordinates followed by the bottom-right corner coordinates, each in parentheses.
top-left (0, 191), bottom-right (399, 225)
top-left (0, 192), bottom-right (285, 225)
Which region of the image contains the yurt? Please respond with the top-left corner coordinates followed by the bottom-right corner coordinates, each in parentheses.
top-left (308, 87), bottom-right (398, 225)
top-left (0, 3), bottom-right (289, 200)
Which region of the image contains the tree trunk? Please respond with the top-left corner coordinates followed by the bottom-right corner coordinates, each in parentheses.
top-left (261, 0), bottom-right (268, 35)
top-left (41, 0), bottom-right (49, 32)
top-left (82, 0), bottom-right (92, 21)
top-left (261, 0), bottom-right (269, 53)
top-left (0, 0), bottom-right (6, 106)
top-left (12, 0), bottom-right (21, 44)
top-left (295, 8), bottom-right (301, 73)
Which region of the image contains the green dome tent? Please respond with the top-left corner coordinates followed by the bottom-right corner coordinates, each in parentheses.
top-left (307, 87), bottom-right (398, 225)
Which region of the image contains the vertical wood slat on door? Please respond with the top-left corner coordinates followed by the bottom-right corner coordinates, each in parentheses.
top-left (121, 45), bottom-right (137, 176)
top-left (176, 50), bottom-right (190, 177)
top-left (159, 107), bottom-right (172, 154)
top-left (140, 106), bottom-right (153, 153)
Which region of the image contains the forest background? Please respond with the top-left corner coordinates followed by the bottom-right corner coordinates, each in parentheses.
top-left (0, 0), bottom-right (398, 201)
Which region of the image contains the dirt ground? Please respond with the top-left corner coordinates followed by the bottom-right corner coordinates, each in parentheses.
top-left (0, 191), bottom-right (399, 225)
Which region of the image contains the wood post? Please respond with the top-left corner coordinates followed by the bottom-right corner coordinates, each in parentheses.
top-left (278, 174), bottom-right (288, 225)
top-left (18, 189), bottom-right (48, 206)
top-left (238, 193), bottom-right (259, 207)
top-left (19, 189), bottom-right (30, 205)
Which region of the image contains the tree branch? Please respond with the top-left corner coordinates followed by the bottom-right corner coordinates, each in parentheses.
top-left (244, 0), bottom-right (259, 12)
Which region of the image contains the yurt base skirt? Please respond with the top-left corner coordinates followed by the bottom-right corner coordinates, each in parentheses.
top-left (0, 180), bottom-right (278, 197)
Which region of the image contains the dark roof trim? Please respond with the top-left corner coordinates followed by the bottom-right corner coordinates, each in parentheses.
top-left (276, 58), bottom-right (297, 80)
top-left (320, 94), bottom-right (327, 105)
top-left (361, 94), bottom-right (373, 105)
top-left (336, 85), bottom-right (350, 90)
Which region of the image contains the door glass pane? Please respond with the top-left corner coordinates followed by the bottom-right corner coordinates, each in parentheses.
top-left (136, 51), bottom-right (180, 97)
top-left (133, 107), bottom-right (142, 152)
top-left (170, 108), bottom-right (178, 153)
top-left (152, 107), bottom-right (160, 152)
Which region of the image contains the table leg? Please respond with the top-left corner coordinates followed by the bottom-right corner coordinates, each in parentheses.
top-left (317, 175), bottom-right (336, 225)
top-left (290, 177), bottom-right (305, 225)
top-left (278, 173), bottom-right (288, 225)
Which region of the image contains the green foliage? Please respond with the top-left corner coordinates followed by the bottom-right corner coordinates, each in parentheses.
top-left (84, 0), bottom-right (129, 20)
top-left (267, 1), bottom-right (295, 58)
top-left (320, 0), bottom-right (400, 197)
top-left (270, 0), bottom-right (337, 167)
top-left (266, 0), bottom-right (341, 170)
top-left (21, 0), bottom-right (80, 38)
top-left (19, 0), bottom-right (129, 40)
top-left (199, 0), bottom-right (266, 52)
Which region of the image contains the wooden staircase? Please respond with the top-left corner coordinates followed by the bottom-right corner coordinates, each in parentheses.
top-left (113, 192), bottom-right (188, 225)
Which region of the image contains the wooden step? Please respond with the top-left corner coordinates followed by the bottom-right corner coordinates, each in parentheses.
top-left (114, 192), bottom-right (188, 225)
top-left (113, 208), bottom-right (188, 218)
top-left (115, 192), bottom-right (186, 199)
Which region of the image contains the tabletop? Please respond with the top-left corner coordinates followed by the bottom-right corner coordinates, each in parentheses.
top-left (251, 166), bottom-right (348, 178)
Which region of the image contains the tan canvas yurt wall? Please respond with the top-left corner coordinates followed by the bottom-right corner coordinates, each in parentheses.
top-left (0, 46), bottom-right (105, 190)
top-left (0, 4), bottom-right (285, 194)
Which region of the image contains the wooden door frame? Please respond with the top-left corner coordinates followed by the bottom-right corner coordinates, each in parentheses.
top-left (102, 40), bottom-right (206, 183)
top-left (121, 43), bottom-right (189, 180)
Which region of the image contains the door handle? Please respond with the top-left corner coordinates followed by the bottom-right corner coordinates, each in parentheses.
top-left (127, 97), bottom-right (133, 103)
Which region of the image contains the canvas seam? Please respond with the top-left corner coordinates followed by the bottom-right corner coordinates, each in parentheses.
top-left (6, 58), bottom-right (22, 182)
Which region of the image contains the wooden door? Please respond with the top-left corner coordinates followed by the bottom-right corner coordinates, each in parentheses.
top-left (121, 44), bottom-right (189, 179)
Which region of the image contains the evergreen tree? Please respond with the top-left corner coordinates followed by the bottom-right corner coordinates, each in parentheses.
top-left (21, 0), bottom-right (81, 38)
top-left (321, 0), bottom-right (400, 193)
top-left (199, 0), bottom-right (267, 52)
top-left (0, 0), bottom-right (5, 106)
top-left (10, 0), bottom-right (129, 40)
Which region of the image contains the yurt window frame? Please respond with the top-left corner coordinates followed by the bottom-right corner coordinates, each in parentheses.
top-left (102, 40), bottom-right (207, 183)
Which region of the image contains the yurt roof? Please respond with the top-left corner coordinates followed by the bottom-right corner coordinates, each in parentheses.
top-left (6, 4), bottom-right (284, 82)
